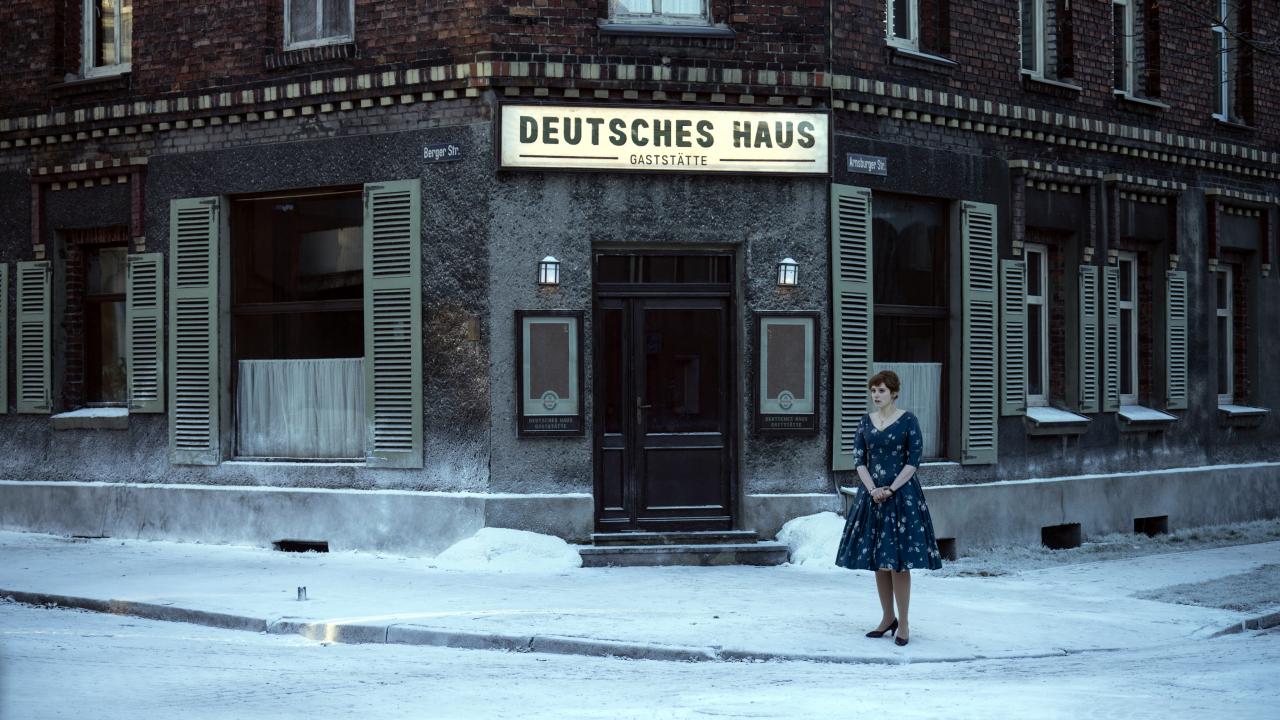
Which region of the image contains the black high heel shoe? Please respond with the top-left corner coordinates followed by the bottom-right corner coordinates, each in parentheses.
top-left (865, 618), bottom-right (898, 638)
top-left (895, 634), bottom-right (909, 647)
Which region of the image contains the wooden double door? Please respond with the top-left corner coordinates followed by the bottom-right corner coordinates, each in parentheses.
top-left (594, 255), bottom-right (735, 532)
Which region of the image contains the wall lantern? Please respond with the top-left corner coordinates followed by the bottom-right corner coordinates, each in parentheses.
top-left (777, 257), bottom-right (798, 287)
top-left (537, 256), bottom-right (561, 286)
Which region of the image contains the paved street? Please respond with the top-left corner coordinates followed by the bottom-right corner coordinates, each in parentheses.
top-left (3, 601), bottom-right (1277, 720)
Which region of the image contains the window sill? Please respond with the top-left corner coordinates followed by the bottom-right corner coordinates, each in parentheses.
top-left (1021, 71), bottom-right (1082, 95)
top-left (49, 72), bottom-right (131, 93)
top-left (1219, 404), bottom-right (1269, 428)
top-left (266, 42), bottom-right (357, 71)
top-left (889, 46), bottom-right (959, 72)
top-left (1024, 406), bottom-right (1091, 436)
top-left (598, 22), bottom-right (734, 38)
top-left (1213, 117), bottom-right (1255, 133)
top-left (1116, 404), bottom-right (1177, 432)
top-left (1114, 91), bottom-right (1170, 111)
top-left (51, 407), bottom-right (129, 431)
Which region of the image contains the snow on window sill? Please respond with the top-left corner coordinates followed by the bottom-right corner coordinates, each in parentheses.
top-left (1021, 71), bottom-right (1082, 95)
top-left (51, 407), bottom-right (129, 431)
top-left (888, 46), bottom-right (958, 72)
top-left (598, 21), bottom-right (733, 38)
top-left (1116, 404), bottom-right (1178, 432)
top-left (1218, 404), bottom-right (1269, 428)
top-left (1025, 406), bottom-right (1091, 436)
top-left (1113, 90), bottom-right (1170, 111)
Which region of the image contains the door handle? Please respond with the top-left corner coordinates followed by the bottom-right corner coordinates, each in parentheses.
top-left (636, 398), bottom-right (651, 426)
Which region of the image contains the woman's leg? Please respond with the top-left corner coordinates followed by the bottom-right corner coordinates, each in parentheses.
top-left (874, 570), bottom-right (895, 629)
top-left (891, 570), bottom-right (912, 638)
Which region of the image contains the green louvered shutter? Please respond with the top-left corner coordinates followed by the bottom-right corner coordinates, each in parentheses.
top-left (1102, 265), bottom-right (1121, 412)
top-left (959, 202), bottom-right (998, 464)
top-left (364, 179), bottom-right (423, 468)
top-left (127, 252), bottom-right (165, 413)
top-left (0, 264), bottom-right (8, 414)
top-left (1165, 270), bottom-right (1188, 410)
top-left (830, 185), bottom-right (874, 471)
top-left (169, 197), bottom-right (223, 465)
top-left (1000, 259), bottom-right (1027, 416)
top-left (1078, 265), bottom-right (1100, 413)
top-left (16, 261), bottom-right (51, 414)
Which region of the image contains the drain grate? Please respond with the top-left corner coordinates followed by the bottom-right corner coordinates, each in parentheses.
top-left (272, 539), bottom-right (330, 553)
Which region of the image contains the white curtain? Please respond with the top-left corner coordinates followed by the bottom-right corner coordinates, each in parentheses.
top-left (236, 358), bottom-right (365, 459)
top-left (873, 362), bottom-right (942, 459)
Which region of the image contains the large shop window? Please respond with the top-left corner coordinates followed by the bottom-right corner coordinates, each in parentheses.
top-left (872, 194), bottom-right (947, 459)
top-left (231, 189), bottom-right (365, 459)
top-left (83, 0), bottom-right (132, 77)
top-left (285, 0), bottom-right (355, 49)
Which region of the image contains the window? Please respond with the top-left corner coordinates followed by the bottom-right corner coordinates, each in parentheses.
top-left (84, 245), bottom-right (128, 403)
top-left (1113, 0), bottom-right (1136, 94)
top-left (872, 194), bottom-right (947, 458)
top-left (1213, 0), bottom-right (1251, 123)
top-left (1116, 251), bottom-right (1139, 404)
top-left (285, 0), bottom-right (355, 49)
top-left (1021, 0), bottom-right (1047, 76)
top-left (1216, 266), bottom-right (1233, 404)
top-left (82, 0), bottom-right (132, 77)
top-left (231, 189), bottom-right (364, 459)
top-left (1025, 243), bottom-right (1050, 407)
top-left (887, 0), bottom-right (919, 49)
top-left (608, 0), bottom-right (710, 25)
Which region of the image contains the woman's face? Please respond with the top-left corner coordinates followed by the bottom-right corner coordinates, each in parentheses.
top-left (869, 383), bottom-right (896, 408)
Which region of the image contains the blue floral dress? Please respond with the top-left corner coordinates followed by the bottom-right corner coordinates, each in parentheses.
top-left (835, 411), bottom-right (943, 571)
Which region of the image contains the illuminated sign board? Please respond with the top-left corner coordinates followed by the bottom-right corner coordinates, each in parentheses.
top-left (499, 105), bottom-right (828, 175)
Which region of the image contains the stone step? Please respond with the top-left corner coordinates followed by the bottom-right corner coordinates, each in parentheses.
top-left (579, 541), bottom-right (790, 568)
top-left (590, 530), bottom-right (760, 547)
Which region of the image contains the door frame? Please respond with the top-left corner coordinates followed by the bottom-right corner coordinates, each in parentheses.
top-left (591, 249), bottom-right (740, 533)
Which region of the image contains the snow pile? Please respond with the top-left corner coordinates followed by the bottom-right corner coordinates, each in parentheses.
top-left (777, 511), bottom-right (845, 570)
top-left (431, 528), bottom-right (582, 572)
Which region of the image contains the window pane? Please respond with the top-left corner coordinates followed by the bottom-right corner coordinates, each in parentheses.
top-left (872, 194), bottom-right (947, 307)
top-left (893, 0), bottom-right (911, 38)
top-left (1028, 307), bottom-right (1044, 396)
top-left (661, 0), bottom-right (703, 15)
top-left (1120, 308), bottom-right (1133, 395)
top-left (1216, 272), bottom-right (1229, 310)
top-left (87, 246), bottom-right (128, 295)
top-left (874, 316), bottom-right (946, 364)
top-left (1021, 0), bottom-right (1038, 72)
top-left (321, 0), bottom-right (351, 37)
top-left (290, 0), bottom-right (318, 42)
top-left (645, 308), bottom-right (721, 433)
top-left (596, 255), bottom-right (632, 283)
top-left (1112, 4), bottom-right (1128, 91)
top-left (613, 0), bottom-right (655, 14)
top-left (95, 0), bottom-right (118, 66)
top-left (233, 193), bottom-right (362, 305)
top-left (1027, 249), bottom-right (1042, 296)
top-left (1119, 259), bottom-right (1133, 302)
top-left (119, 0), bottom-right (132, 63)
top-left (88, 300), bottom-right (127, 403)
top-left (1217, 315), bottom-right (1231, 397)
top-left (234, 311), bottom-right (363, 360)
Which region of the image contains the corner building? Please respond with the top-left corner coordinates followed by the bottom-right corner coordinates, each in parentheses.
top-left (0, 1), bottom-right (1277, 556)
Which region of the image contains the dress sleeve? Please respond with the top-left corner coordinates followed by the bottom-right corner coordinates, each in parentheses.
top-left (853, 416), bottom-right (869, 469)
top-left (905, 413), bottom-right (923, 467)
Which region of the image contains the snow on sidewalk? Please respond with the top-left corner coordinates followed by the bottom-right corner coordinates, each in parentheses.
top-left (0, 529), bottom-right (1273, 663)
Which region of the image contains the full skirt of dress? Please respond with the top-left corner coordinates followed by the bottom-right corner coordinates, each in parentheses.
top-left (835, 477), bottom-right (943, 571)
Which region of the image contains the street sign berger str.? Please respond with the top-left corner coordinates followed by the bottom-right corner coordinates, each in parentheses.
top-left (499, 104), bottom-right (829, 175)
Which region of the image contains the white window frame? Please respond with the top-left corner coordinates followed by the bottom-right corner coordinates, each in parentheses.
top-left (1216, 265), bottom-right (1234, 404)
top-left (886, 0), bottom-right (919, 50)
top-left (608, 0), bottom-right (711, 26)
top-left (82, 0), bottom-right (132, 78)
top-left (284, 0), bottom-right (356, 51)
top-left (1025, 244), bottom-right (1050, 407)
top-left (1117, 251), bottom-right (1139, 405)
top-left (1212, 0), bottom-right (1234, 121)
top-left (1021, 0), bottom-right (1047, 78)
top-left (1113, 0), bottom-right (1136, 94)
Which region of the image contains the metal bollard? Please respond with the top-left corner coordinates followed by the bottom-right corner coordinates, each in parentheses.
top-left (297, 586), bottom-right (308, 601)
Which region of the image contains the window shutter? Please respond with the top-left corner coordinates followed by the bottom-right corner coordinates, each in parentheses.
top-left (16, 260), bottom-right (51, 414)
top-left (1165, 269), bottom-right (1188, 410)
top-left (830, 184), bottom-right (874, 471)
top-left (999, 259), bottom-right (1027, 416)
top-left (1102, 265), bottom-right (1121, 412)
top-left (1077, 265), bottom-right (1100, 413)
top-left (363, 179), bottom-right (423, 469)
top-left (959, 201), bottom-right (998, 464)
top-left (127, 252), bottom-right (165, 413)
top-left (0, 264), bottom-right (8, 414)
top-left (169, 197), bottom-right (224, 465)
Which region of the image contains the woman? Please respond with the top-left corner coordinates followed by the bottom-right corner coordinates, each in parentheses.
top-left (835, 370), bottom-right (943, 647)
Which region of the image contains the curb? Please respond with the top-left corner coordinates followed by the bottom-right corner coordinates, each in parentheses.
top-left (1210, 609), bottom-right (1280, 638)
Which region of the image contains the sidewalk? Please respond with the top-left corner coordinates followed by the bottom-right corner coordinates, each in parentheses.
top-left (2, 530), bottom-right (1276, 664)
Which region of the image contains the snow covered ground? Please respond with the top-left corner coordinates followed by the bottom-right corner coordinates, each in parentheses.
top-left (2, 601), bottom-right (1277, 720)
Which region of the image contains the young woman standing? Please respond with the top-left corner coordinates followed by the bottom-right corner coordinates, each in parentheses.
top-left (835, 370), bottom-right (943, 646)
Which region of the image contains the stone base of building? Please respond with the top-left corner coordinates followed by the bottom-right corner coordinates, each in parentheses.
top-left (3, 463), bottom-right (1278, 556)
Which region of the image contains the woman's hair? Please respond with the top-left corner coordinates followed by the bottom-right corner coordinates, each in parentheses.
top-left (867, 370), bottom-right (901, 394)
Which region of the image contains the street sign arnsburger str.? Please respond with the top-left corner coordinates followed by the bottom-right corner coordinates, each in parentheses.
top-left (499, 105), bottom-right (828, 175)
